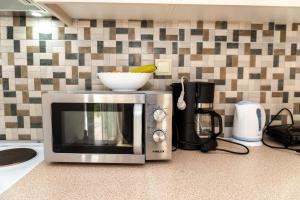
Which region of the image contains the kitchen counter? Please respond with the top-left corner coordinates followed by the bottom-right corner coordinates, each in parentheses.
top-left (1, 143), bottom-right (300, 200)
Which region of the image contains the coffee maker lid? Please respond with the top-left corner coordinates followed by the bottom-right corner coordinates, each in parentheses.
top-left (171, 81), bottom-right (215, 103)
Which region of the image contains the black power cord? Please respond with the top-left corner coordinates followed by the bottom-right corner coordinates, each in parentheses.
top-left (216, 137), bottom-right (249, 155)
top-left (262, 108), bottom-right (300, 153)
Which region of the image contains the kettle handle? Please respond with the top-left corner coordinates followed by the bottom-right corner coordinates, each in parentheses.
top-left (260, 106), bottom-right (266, 131)
top-left (210, 111), bottom-right (223, 137)
top-left (256, 106), bottom-right (266, 132)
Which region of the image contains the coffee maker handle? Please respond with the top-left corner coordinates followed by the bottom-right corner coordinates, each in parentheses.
top-left (211, 111), bottom-right (223, 136)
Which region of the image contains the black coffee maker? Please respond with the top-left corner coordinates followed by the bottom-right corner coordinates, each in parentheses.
top-left (171, 81), bottom-right (223, 151)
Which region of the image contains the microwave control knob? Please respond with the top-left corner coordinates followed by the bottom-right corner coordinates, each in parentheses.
top-left (152, 130), bottom-right (166, 143)
top-left (153, 109), bottom-right (166, 122)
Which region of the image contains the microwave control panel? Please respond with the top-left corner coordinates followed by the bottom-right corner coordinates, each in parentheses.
top-left (145, 92), bottom-right (172, 160)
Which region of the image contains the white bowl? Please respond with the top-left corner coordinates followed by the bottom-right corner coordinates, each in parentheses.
top-left (97, 72), bottom-right (152, 91)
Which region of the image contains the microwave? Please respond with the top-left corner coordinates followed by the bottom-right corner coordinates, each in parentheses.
top-left (42, 91), bottom-right (172, 164)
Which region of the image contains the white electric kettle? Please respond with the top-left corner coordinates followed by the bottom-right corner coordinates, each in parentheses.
top-left (232, 101), bottom-right (266, 142)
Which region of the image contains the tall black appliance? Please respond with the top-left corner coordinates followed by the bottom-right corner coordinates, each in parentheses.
top-left (171, 81), bottom-right (223, 150)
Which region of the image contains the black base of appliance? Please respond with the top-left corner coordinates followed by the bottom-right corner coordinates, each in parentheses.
top-left (266, 125), bottom-right (300, 146)
top-left (178, 138), bottom-right (210, 150)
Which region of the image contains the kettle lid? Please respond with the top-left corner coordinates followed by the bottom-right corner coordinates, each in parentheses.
top-left (236, 100), bottom-right (259, 105)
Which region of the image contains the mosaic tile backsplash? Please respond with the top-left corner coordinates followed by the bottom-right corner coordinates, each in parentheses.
top-left (0, 16), bottom-right (300, 140)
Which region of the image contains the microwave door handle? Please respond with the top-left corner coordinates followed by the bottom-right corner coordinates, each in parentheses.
top-left (83, 104), bottom-right (88, 138)
top-left (133, 104), bottom-right (143, 154)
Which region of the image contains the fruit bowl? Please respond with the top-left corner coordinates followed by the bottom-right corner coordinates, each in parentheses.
top-left (97, 72), bottom-right (152, 91)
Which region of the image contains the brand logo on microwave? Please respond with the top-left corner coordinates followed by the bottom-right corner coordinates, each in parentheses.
top-left (152, 150), bottom-right (165, 153)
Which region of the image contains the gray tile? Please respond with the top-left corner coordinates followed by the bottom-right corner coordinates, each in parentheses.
top-left (269, 22), bottom-right (275, 30)
top-left (214, 79), bottom-right (226, 85)
top-left (291, 44), bottom-right (297, 55)
top-left (39, 33), bottom-right (52, 40)
top-left (14, 65), bottom-right (21, 78)
top-left (172, 42), bottom-right (177, 54)
top-left (53, 72), bottom-right (66, 78)
top-left (129, 41), bottom-right (141, 48)
top-left (27, 53), bottom-right (33, 65)
top-left (41, 78), bottom-right (53, 85)
top-left (273, 55), bottom-right (279, 67)
top-left (226, 55), bottom-right (232, 67)
top-left (66, 79), bottom-right (79, 85)
top-left (215, 36), bottom-right (226, 41)
top-left (65, 34), bottom-right (77, 40)
top-left (141, 20), bottom-right (153, 28)
top-left (2, 79), bottom-right (9, 90)
top-left (7, 27), bottom-right (13, 39)
top-left (85, 79), bottom-right (91, 90)
top-left (14, 40), bottom-right (20, 52)
top-left (179, 54), bottom-right (184, 66)
top-left (159, 28), bottom-right (166, 40)
top-left (233, 30), bottom-right (239, 42)
top-left (238, 68), bottom-right (244, 79)
top-left (214, 43), bottom-right (221, 54)
top-left (196, 68), bottom-right (202, 79)
top-left (40, 59), bottom-right (52, 66)
top-left (283, 92), bottom-right (289, 103)
top-left (250, 30), bottom-right (257, 42)
top-left (278, 80), bottom-right (284, 90)
top-left (275, 24), bottom-right (286, 31)
top-left (250, 49), bottom-right (262, 55)
top-left (90, 20), bottom-right (97, 27)
top-left (249, 73), bottom-right (261, 79)
top-left (10, 104), bottom-right (17, 116)
top-left (129, 54), bottom-right (141, 66)
top-left (29, 97), bottom-right (42, 104)
top-left (179, 29), bottom-right (185, 41)
top-left (39, 41), bottom-right (46, 53)
top-left (227, 43), bottom-right (238, 49)
top-left (65, 53), bottom-right (78, 60)
top-left (215, 21), bottom-right (227, 29)
top-left (103, 20), bottom-right (116, 27)
top-left (20, 16), bottom-right (26, 26)
top-left (268, 43), bottom-right (273, 55)
top-left (17, 116), bottom-right (24, 128)
top-left (97, 41), bottom-right (104, 53)
top-left (79, 53), bottom-right (85, 66)
top-left (141, 34), bottom-right (153, 40)
top-left (197, 42), bottom-right (203, 54)
top-left (116, 28), bottom-right (128, 34)
top-left (116, 41), bottom-right (122, 53)
top-left (295, 92), bottom-right (300, 97)
top-left (4, 91), bottom-right (16, 97)
top-left (153, 48), bottom-right (166, 54)
top-left (191, 29), bottom-right (203, 35)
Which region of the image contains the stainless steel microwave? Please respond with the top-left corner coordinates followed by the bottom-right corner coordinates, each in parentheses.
top-left (42, 91), bottom-right (172, 164)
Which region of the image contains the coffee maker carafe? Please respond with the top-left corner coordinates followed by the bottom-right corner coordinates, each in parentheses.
top-left (171, 81), bottom-right (223, 150)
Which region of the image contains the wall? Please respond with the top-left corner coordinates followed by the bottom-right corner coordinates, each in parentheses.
top-left (0, 16), bottom-right (299, 140)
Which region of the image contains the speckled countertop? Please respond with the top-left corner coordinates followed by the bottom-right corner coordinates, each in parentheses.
top-left (1, 144), bottom-right (300, 200)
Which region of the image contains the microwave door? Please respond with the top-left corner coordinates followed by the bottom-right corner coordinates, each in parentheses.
top-left (43, 93), bottom-right (146, 163)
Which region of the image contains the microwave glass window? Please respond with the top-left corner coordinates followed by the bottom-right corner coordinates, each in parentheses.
top-left (51, 103), bottom-right (135, 154)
